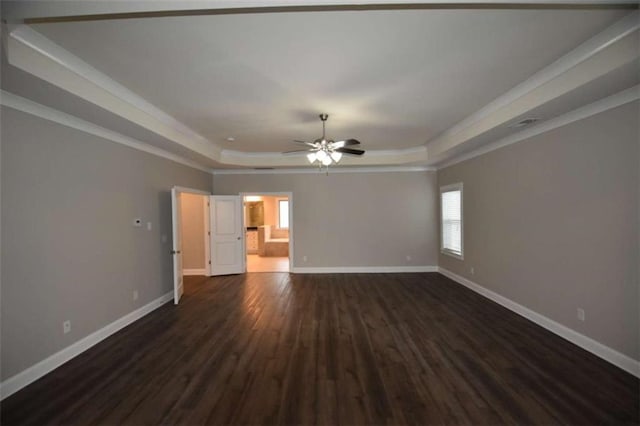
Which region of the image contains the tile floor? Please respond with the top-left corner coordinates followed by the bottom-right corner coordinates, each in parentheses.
top-left (246, 254), bottom-right (289, 272)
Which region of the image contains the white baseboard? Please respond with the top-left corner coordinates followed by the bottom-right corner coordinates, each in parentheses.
top-left (291, 266), bottom-right (438, 274)
top-left (0, 291), bottom-right (173, 400)
top-left (437, 267), bottom-right (640, 378)
top-left (183, 268), bottom-right (206, 276)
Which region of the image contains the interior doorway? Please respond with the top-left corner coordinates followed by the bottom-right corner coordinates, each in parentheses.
top-left (171, 186), bottom-right (211, 304)
top-left (242, 192), bottom-right (292, 272)
top-left (179, 192), bottom-right (210, 277)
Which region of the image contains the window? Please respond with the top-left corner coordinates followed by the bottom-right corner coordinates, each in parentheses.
top-left (441, 183), bottom-right (463, 259)
top-left (278, 199), bottom-right (289, 229)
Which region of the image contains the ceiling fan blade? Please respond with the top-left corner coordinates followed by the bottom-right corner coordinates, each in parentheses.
top-left (333, 139), bottom-right (361, 148)
top-left (336, 147), bottom-right (365, 155)
top-left (283, 149), bottom-right (313, 154)
top-left (293, 140), bottom-right (317, 148)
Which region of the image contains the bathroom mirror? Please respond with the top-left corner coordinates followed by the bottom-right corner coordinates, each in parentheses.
top-left (245, 201), bottom-right (264, 227)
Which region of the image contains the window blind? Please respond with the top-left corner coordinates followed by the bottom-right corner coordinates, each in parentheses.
top-left (441, 189), bottom-right (462, 255)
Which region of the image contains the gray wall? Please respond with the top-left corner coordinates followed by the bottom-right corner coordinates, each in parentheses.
top-left (180, 193), bottom-right (206, 270)
top-left (1, 108), bottom-right (212, 380)
top-left (213, 171), bottom-right (439, 268)
top-left (438, 102), bottom-right (639, 361)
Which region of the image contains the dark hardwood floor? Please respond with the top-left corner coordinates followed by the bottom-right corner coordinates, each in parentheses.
top-left (1, 272), bottom-right (638, 425)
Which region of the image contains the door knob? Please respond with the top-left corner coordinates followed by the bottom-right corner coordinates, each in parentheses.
top-left (237, 237), bottom-right (241, 240)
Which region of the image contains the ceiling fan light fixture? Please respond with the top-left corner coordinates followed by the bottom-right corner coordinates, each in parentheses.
top-left (307, 152), bottom-right (317, 163)
top-left (286, 113), bottom-right (364, 173)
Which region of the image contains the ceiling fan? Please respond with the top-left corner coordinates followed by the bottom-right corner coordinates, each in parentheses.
top-left (284, 113), bottom-right (365, 169)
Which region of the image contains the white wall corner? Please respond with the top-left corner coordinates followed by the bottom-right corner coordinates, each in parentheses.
top-left (0, 291), bottom-right (173, 401)
top-left (437, 267), bottom-right (640, 378)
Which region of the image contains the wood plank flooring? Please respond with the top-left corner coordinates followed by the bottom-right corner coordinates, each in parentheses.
top-left (2, 273), bottom-right (638, 425)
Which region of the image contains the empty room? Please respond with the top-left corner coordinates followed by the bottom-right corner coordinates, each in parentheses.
top-left (0, 1), bottom-right (638, 425)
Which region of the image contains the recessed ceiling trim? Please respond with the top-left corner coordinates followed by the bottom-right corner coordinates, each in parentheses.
top-left (220, 146), bottom-right (429, 167)
top-left (4, 24), bottom-right (432, 168)
top-left (435, 84), bottom-right (640, 169)
top-left (5, 24), bottom-right (222, 161)
top-left (223, 145), bottom-right (426, 157)
top-left (3, 10), bottom-right (636, 170)
top-left (426, 10), bottom-right (639, 156)
top-left (0, 90), bottom-right (214, 174)
top-left (212, 166), bottom-right (435, 175)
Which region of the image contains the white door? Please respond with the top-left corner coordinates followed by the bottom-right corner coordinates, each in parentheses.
top-left (210, 195), bottom-right (244, 275)
top-left (171, 188), bottom-right (184, 304)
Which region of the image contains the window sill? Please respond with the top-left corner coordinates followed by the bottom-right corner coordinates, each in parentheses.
top-left (441, 249), bottom-right (464, 260)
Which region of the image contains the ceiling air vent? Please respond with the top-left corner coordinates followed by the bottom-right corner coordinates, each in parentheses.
top-left (508, 118), bottom-right (540, 129)
top-left (254, 167), bottom-right (274, 170)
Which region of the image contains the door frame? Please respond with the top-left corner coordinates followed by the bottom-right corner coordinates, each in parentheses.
top-left (240, 191), bottom-right (294, 272)
top-left (202, 198), bottom-right (211, 276)
top-left (173, 186), bottom-right (212, 277)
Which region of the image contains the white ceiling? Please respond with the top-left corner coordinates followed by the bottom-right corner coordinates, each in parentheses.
top-left (1, 3), bottom-right (638, 169)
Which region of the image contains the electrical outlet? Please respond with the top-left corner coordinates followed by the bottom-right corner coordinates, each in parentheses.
top-left (133, 290), bottom-right (139, 301)
top-left (146, 222), bottom-right (152, 231)
top-left (577, 308), bottom-right (585, 322)
top-left (470, 267), bottom-right (475, 275)
top-left (406, 255), bottom-right (412, 262)
top-left (63, 320), bottom-right (71, 334)
top-left (303, 255), bottom-right (308, 262)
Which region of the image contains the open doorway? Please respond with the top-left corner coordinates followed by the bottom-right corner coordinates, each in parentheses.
top-left (171, 186), bottom-right (211, 304)
top-left (179, 192), bottom-right (210, 277)
top-left (242, 193), bottom-right (292, 272)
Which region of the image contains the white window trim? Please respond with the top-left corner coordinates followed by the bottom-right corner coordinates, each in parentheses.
top-left (277, 198), bottom-right (289, 230)
top-left (440, 182), bottom-right (464, 260)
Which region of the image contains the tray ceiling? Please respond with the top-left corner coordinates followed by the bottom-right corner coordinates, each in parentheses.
top-left (1, 3), bottom-right (637, 170)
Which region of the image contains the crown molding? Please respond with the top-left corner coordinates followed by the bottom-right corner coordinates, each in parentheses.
top-left (3, 11), bottom-right (637, 171)
top-left (0, 91), bottom-right (435, 176)
top-left (426, 11), bottom-right (640, 159)
top-left (5, 25), bottom-right (222, 160)
top-left (436, 85), bottom-right (640, 169)
top-left (3, 25), bottom-right (433, 168)
top-left (212, 165), bottom-right (435, 175)
top-left (365, 146), bottom-right (427, 156)
top-left (222, 145), bottom-right (427, 158)
top-left (0, 90), bottom-right (215, 174)
top-left (5, 83), bottom-right (634, 176)
top-left (221, 149), bottom-right (286, 158)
